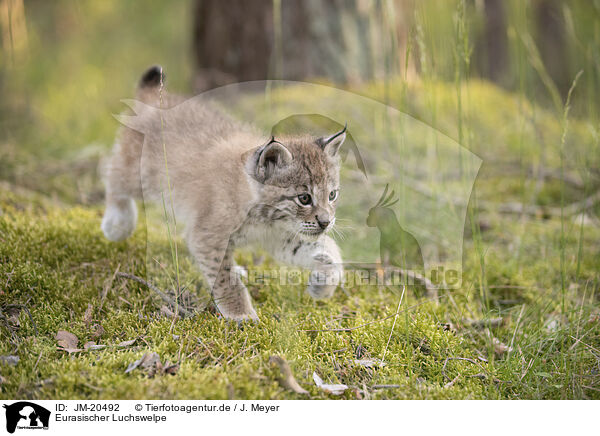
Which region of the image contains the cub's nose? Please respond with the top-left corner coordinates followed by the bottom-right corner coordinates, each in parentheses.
top-left (316, 215), bottom-right (330, 229)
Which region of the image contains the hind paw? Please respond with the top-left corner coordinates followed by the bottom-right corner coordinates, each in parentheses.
top-left (101, 199), bottom-right (137, 241)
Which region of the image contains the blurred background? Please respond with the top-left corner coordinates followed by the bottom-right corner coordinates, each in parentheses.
top-left (1, 0), bottom-right (599, 206)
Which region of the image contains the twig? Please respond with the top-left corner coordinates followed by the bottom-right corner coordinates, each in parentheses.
top-left (569, 335), bottom-right (600, 357)
top-left (0, 308), bottom-right (20, 344)
top-left (195, 337), bottom-right (217, 361)
top-left (381, 286), bottom-right (405, 364)
top-left (32, 351), bottom-right (43, 373)
top-left (444, 375), bottom-right (461, 389)
top-left (116, 272), bottom-right (194, 318)
top-left (99, 263), bottom-right (120, 312)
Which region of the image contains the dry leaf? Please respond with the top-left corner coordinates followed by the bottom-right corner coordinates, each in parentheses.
top-left (125, 356), bottom-right (144, 373)
top-left (91, 324), bottom-right (105, 339)
top-left (83, 304), bottom-right (93, 328)
top-left (125, 352), bottom-right (179, 376)
top-left (140, 351), bottom-right (162, 369)
top-left (57, 347), bottom-right (83, 354)
top-left (118, 338), bottom-right (136, 348)
top-left (162, 362), bottom-right (179, 375)
top-left (587, 309), bottom-right (600, 324)
top-left (160, 305), bottom-right (176, 318)
top-left (269, 355), bottom-right (308, 394)
top-left (55, 330), bottom-right (78, 349)
top-left (83, 341), bottom-right (106, 351)
top-left (141, 353), bottom-right (162, 376)
top-left (0, 355), bottom-right (19, 366)
top-left (312, 372), bottom-right (348, 395)
top-left (546, 320), bottom-right (558, 332)
top-left (6, 307), bottom-right (21, 329)
top-left (439, 322), bottom-right (456, 333)
top-left (493, 338), bottom-right (512, 356)
top-left (125, 352), bottom-right (161, 376)
top-left (544, 313), bottom-right (569, 332)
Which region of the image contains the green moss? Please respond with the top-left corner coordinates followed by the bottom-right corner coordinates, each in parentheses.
top-left (0, 182), bottom-right (598, 400)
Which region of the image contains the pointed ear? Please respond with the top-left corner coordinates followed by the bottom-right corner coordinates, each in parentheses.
top-left (255, 137), bottom-right (293, 181)
top-left (317, 123), bottom-right (347, 156)
top-left (113, 99), bottom-right (157, 132)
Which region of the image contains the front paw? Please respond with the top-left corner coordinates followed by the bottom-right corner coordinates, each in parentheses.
top-left (101, 200), bottom-right (137, 241)
top-left (306, 267), bottom-right (343, 299)
top-left (217, 305), bottom-right (259, 323)
top-left (306, 283), bottom-right (338, 299)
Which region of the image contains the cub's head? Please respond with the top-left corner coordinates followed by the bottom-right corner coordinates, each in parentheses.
top-left (246, 125), bottom-right (346, 238)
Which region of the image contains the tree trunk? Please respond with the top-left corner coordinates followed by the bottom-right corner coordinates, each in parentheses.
top-left (192, 0), bottom-right (414, 91)
top-left (192, 0), bottom-right (273, 91)
top-left (483, 0), bottom-right (507, 84)
top-left (535, 0), bottom-right (569, 93)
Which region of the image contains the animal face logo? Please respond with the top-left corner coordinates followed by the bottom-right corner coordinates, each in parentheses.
top-left (3, 402), bottom-right (50, 433)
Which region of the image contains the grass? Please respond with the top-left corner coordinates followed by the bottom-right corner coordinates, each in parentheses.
top-left (0, 187), bottom-right (489, 400)
top-left (1, 76), bottom-right (599, 399)
top-left (0, 0), bottom-right (599, 400)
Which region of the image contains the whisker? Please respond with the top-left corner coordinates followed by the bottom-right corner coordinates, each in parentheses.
top-left (330, 225), bottom-right (346, 241)
top-left (290, 227), bottom-right (303, 244)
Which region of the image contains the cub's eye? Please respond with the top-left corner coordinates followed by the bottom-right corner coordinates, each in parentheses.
top-left (297, 193), bottom-right (312, 206)
top-left (329, 190), bottom-right (338, 201)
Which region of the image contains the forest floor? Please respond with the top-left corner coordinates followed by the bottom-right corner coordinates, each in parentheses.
top-left (1, 76), bottom-right (599, 400)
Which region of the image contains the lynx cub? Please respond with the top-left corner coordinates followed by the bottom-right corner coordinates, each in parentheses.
top-left (102, 66), bottom-right (345, 321)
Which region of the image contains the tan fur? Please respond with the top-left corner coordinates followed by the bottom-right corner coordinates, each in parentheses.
top-left (102, 67), bottom-right (345, 321)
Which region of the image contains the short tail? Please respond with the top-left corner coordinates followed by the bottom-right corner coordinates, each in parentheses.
top-left (136, 65), bottom-right (165, 103)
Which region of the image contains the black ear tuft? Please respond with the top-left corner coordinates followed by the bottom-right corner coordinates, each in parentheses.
top-left (317, 122), bottom-right (347, 156)
top-left (139, 65), bottom-right (165, 88)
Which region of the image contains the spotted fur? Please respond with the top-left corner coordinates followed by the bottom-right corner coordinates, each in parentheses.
top-left (102, 66), bottom-right (345, 321)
